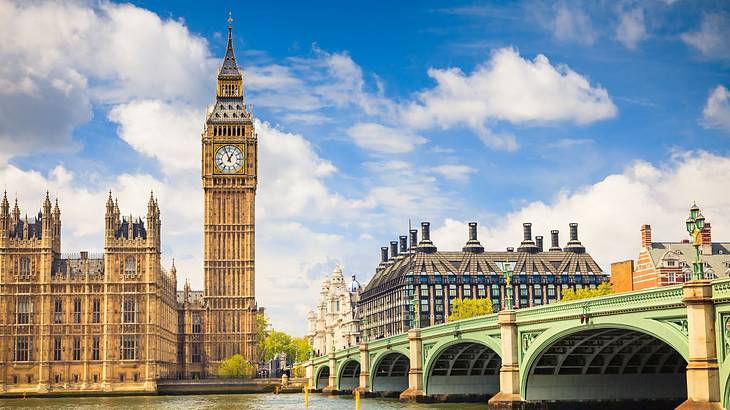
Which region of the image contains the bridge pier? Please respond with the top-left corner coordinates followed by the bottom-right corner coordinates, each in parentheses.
top-left (489, 310), bottom-right (527, 409)
top-left (322, 352), bottom-right (337, 394)
top-left (352, 341), bottom-right (370, 396)
top-left (305, 360), bottom-right (315, 391)
top-left (399, 328), bottom-right (425, 402)
top-left (677, 280), bottom-right (723, 409)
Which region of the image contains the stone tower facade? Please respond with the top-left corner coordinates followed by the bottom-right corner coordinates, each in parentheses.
top-left (201, 17), bottom-right (258, 372)
top-left (0, 192), bottom-right (179, 393)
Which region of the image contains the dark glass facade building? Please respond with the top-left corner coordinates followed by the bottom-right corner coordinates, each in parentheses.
top-left (359, 221), bottom-right (607, 341)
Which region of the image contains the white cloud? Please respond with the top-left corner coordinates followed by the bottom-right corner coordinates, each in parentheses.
top-left (616, 8), bottom-right (647, 50)
top-left (681, 13), bottom-right (730, 62)
top-left (347, 123), bottom-right (427, 153)
top-left (432, 165), bottom-right (477, 183)
top-left (0, 1), bottom-right (215, 161)
top-left (402, 48), bottom-right (617, 150)
top-left (109, 100), bottom-right (204, 175)
top-left (257, 120), bottom-right (373, 221)
top-left (430, 151), bottom-right (730, 272)
top-left (551, 3), bottom-right (596, 46)
top-left (702, 85), bottom-right (730, 133)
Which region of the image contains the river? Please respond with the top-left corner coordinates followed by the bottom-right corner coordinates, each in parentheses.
top-left (0, 394), bottom-right (485, 409)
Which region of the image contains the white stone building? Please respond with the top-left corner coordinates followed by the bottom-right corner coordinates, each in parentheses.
top-left (306, 266), bottom-right (362, 356)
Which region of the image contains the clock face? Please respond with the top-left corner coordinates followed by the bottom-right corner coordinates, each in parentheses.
top-left (215, 145), bottom-right (244, 173)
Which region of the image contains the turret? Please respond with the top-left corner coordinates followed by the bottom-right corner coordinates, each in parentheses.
top-left (0, 191), bottom-right (9, 236)
top-left (105, 191), bottom-right (116, 242)
top-left (12, 198), bottom-right (20, 224)
top-left (52, 198), bottom-right (61, 251)
top-left (146, 191), bottom-right (161, 248)
top-left (41, 192), bottom-right (53, 246)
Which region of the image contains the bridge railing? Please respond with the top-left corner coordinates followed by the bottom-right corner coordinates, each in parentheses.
top-left (515, 283), bottom-right (685, 323)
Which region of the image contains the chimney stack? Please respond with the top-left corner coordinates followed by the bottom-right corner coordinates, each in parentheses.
top-left (462, 221), bottom-right (484, 253)
top-left (409, 229), bottom-right (418, 250)
top-left (641, 224), bottom-right (652, 249)
top-left (550, 230), bottom-right (561, 251)
top-left (399, 235), bottom-right (408, 254)
top-left (701, 223), bottom-right (712, 255)
top-left (535, 236), bottom-right (543, 252)
top-left (390, 241), bottom-right (398, 259)
top-left (506, 247), bottom-right (514, 252)
top-left (564, 223), bottom-right (585, 253)
top-left (417, 221), bottom-right (437, 253)
top-left (517, 222), bottom-right (539, 253)
top-left (380, 247), bottom-right (388, 263)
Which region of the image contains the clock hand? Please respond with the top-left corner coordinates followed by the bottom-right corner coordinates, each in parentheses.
top-left (227, 153), bottom-right (233, 162)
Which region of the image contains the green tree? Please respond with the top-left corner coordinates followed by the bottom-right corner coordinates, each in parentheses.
top-left (448, 297), bottom-right (494, 322)
top-left (263, 330), bottom-right (293, 362)
top-left (218, 354), bottom-right (255, 378)
top-left (561, 282), bottom-right (614, 302)
top-left (289, 336), bottom-right (312, 363)
top-left (256, 313), bottom-right (270, 362)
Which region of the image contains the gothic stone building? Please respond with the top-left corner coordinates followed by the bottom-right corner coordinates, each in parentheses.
top-left (360, 221), bottom-right (607, 340)
top-left (0, 192), bottom-right (179, 393)
top-left (0, 18), bottom-right (258, 393)
top-left (306, 266), bottom-right (362, 356)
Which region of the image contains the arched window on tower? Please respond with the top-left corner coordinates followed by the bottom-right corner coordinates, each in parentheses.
top-left (124, 256), bottom-right (136, 277)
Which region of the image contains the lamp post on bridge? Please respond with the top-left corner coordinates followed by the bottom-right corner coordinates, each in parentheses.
top-left (685, 203), bottom-right (706, 281)
top-left (502, 263), bottom-right (514, 311)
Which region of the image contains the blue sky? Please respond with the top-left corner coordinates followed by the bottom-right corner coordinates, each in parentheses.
top-left (1, 0), bottom-right (729, 335)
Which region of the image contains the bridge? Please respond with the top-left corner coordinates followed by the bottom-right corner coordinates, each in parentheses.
top-left (305, 279), bottom-right (730, 408)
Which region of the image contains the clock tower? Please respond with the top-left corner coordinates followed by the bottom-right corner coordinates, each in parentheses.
top-left (202, 15), bottom-right (257, 371)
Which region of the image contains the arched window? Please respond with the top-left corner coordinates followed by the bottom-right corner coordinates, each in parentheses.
top-left (124, 256), bottom-right (136, 277)
top-left (19, 257), bottom-right (30, 278)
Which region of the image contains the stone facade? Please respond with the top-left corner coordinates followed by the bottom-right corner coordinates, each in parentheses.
top-left (0, 192), bottom-right (179, 393)
top-left (360, 221), bottom-right (607, 341)
top-left (306, 266), bottom-right (362, 356)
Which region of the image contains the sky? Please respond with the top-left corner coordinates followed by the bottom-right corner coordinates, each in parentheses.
top-left (1, 0), bottom-right (730, 336)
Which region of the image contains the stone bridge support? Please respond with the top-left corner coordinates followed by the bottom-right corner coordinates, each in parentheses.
top-left (488, 310), bottom-right (526, 409)
top-left (322, 352), bottom-right (337, 394)
top-left (353, 341), bottom-right (370, 395)
top-left (399, 328), bottom-right (424, 401)
top-left (305, 360), bottom-right (314, 390)
top-left (677, 280), bottom-right (722, 409)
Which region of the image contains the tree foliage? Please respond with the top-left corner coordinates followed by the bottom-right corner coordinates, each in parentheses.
top-left (256, 313), bottom-right (270, 362)
top-left (218, 354), bottom-right (255, 378)
top-left (289, 336), bottom-right (313, 363)
top-left (263, 331), bottom-right (293, 362)
top-left (448, 297), bottom-right (494, 322)
top-left (560, 282), bottom-right (614, 302)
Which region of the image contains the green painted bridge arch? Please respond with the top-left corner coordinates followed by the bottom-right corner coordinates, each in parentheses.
top-left (305, 278), bottom-right (730, 408)
top-left (421, 335), bottom-right (502, 396)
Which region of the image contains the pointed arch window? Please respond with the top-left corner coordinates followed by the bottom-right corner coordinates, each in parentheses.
top-left (124, 256), bottom-right (136, 277)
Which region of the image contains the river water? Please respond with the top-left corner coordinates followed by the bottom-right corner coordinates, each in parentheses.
top-left (0, 393), bottom-right (484, 409)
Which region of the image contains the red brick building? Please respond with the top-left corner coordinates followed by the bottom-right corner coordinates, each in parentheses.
top-left (611, 218), bottom-right (730, 292)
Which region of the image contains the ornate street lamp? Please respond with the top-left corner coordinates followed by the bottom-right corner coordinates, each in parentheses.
top-left (686, 203), bottom-right (706, 281)
top-left (412, 289), bottom-right (420, 329)
top-left (503, 263), bottom-right (514, 310)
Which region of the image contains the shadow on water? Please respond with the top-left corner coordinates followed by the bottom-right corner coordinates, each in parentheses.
top-left (0, 393), bottom-right (486, 410)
